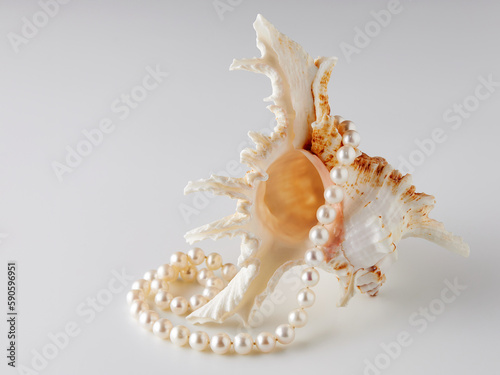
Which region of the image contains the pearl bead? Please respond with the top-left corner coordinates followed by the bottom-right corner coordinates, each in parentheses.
top-left (316, 205), bottom-right (337, 225)
top-left (189, 331), bottom-right (209, 351)
top-left (333, 115), bottom-right (345, 126)
top-left (203, 286), bottom-right (220, 300)
top-left (309, 225), bottom-right (329, 246)
top-left (187, 247), bottom-right (205, 265)
top-left (170, 326), bottom-right (190, 346)
top-left (234, 333), bottom-right (253, 355)
top-left (129, 300), bottom-right (149, 318)
top-left (157, 264), bottom-right (177, 282)
top-left (206, 253), bottom-right (223, 270)
top-left (288, 308), bottom-right (308, 328)
top-left (342, 129), bottom-right (360, 147)
top-left (324, 185), bottom-right (344, 204)
top-left (170, 252), bottom-right (188, 270)
top-left (275, 324), bottom-right (295, 345)
top-left (210, 333), bottom-right (232, 354)
top-left (170, 296), bottom-right (189, 315)
top-left (152, 318), bottom-right (173, 340)
top-left (330, 166), bottom-right (348, 185)
top-left (337, 145), bottom-right (356, 165)
top-left (150, 279), bottom-right (168, 294)
top-left (131, 279), bottom-right (150, 295)
top-left (126, 289), bottom-right (144, 305)
top-left (256, 332), bottom-right (276, 353)
top-left (154, 289), bottom-right (173, 310)
top-left (304, 248), bottom-right (325, 267)
top-left (143, 269), bottom-right (157, 282)
top-left (197, 268), bottom-right (215, 286)
top-left (297, 288), bottom-right (316, 308)
top-left (301, 268), bottom-right (319, 287)
top-left (338, 120), bottom-right (356, 134)
top-left (206, 277), bottom-right (224, 290)
top-left (189, 294), bottom-right (208, 310)
top-left (180, 265), bottom-right (197, 283)
top-left (138, 310), bottom-right (159, 330)
top-left (221, 263), bottom-right (238, 281)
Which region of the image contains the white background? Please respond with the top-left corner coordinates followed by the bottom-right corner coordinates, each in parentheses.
top-left (0, 1), bottom-right (499, 374)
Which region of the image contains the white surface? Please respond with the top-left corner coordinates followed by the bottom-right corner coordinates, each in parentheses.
top-left (0, 1), bottom-right (499, 374)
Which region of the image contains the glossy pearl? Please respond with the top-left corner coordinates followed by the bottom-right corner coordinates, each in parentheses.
top-left (330, 166), bottom-right (348, 185)
top-left (197, 268), bottom-right (214, 286)
top-left (210, 333), bottom-right (232, 354)
top-left (150, 279), bottom-right (168, 294)
top-left (189, 331), bottom-right (209, 351)
top-left (170, 326), bottom-right (190, 346)
top-left (233, 333), bottom-right (253, 355)
top-left (202, 286), bottom-right (220, 300)
top-left (170, 252), bottom-right (188, 270)
top-left (275, 324), bottom-right (295, 345)
top-left (337, 145), bottom-right (356, 165)
top-left (304, 248), bottom-right (325, 267)
top-left (333, 115), bottom-right (345, 126)
top-left (324, 185), bottom-right (344, 204)
top-left (189, 294), bottom-right (208, 310)
top-left (309, 225), bottom-right (329, 246)
top-left (126, 289), bottom-right (144, 305)
top-left (221, 263), bottom-right (238, 281)
top-left (206, 253), bottom-right (223, 270)
top-left (131, 279), bottom-right (150, 295)
top-left (316, 205), bottom-right (337, 225)
top-left (297, 288), bottom-right (316, 308)
top-left (152, 318), bottom-right (173, 340)
top-left (256, 332), bottom-right (276, 353)
top-left (180, 265), bottom-right (197, 283)
top-left (187, 247), bottom-right (205, 265)
top-left (143, 269), bottom-right (157, 282)
top-left (206, 277), bottom-right (224, 290)
top-left (338, 120), bottom-right (356, 134)
top-left (157, 264), bottom-right (177, 282)
top-left (342, 129), bottom-right (360, 147)
top-left (154, 289), bottom-right (173, 310)
top-left (130, 300), bottom-right (149, 318)
top-left (301, 268), bottom-right (319, 287)
top-left (288, 308), bottom-right (308, 328)
top-left (170, 296), bottom-right (189, 315)
top-left (138, 310), bottom-right (159, 330)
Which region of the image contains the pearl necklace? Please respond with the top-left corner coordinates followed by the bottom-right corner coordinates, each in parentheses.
top-left (127, 117), bottom-right (360, 354)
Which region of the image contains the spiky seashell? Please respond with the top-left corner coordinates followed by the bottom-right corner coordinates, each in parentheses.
top-left (184, 15), bottom-right (469, 325)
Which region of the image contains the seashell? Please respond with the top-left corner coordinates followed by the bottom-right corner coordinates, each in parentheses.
top-left (184, 15), bottom-right (469, 326)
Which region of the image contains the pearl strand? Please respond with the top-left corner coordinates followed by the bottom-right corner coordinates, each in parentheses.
top-left (127, 118), bottom-right (361, 354)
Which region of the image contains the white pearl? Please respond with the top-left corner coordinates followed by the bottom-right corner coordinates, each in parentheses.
top-left (256, 332), bottom-right (276, 353)
top-left (143, 269), bottom-right (157, 282)
top-left (170, 296), bottom-right (189, 315)
top-left (342, 129), bottom-right (360, 147)
top-left (131, 279), bottom-right (150, 295)
top-left (275, 324), bottom-right (295, 345)
top-left (180, 265), bottom-right (197, 283)
top-left (157, 264), bottom-right (177, 282)
top-left (189, 294), bottom-right (208, 310)
top-left (297, 288), bottom-right (316, 308)
top-left (170, 252), bottom-right (188, 270)
top-left (288, 308), bottom-right (308, 328)
top-left (126, 289), bottom-right (144, 305)
top-left (154, 289), bottom-right (173, 310)
top-left (187, 247), bottom-right (205, 265)
top-left (210, 333), bottom-right (232, 354)
top-left (206, 277), bottom-right (224, 290)
top-left (152, 318), bottom-right (173, 340)
top-left (202, 286), bottom-right (220, 300)
top-left (304, 248), bottom-right (325, 267)
top-left (149, 279), bottom-right (168, 294)
top-left (337, 145), bottom-right (356, 165)
top-left (197, 268), bottom-right (214, 286)
top-left (206, 253), bottom-right (223, 270)
top-left (333, 115), bottom-right (345, 126)
top-left (129, 300), bottom-right (149, 318)
top-left (309, 225), bottom-right (329, 246)
top-left (221, 263), bottom-right (238, 281)
top-left (301, 268), bottom-right (319, 287)
top-left (330, 166), bottom-right (348, 185)
top-left (189, 331), bottom-right (209, 351)
top-left (324, 185), bottom-right (344, 204)
top-left (234, 333), bottom-right (253, 355)
top-left (170, 326), bottom-right (190, 346)
top-left (338, 120), bottom-right (356, 134)
top-left (316, 205), bottom-right (337, 225)
top-left (138, 310), bottom-right (159, 330)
